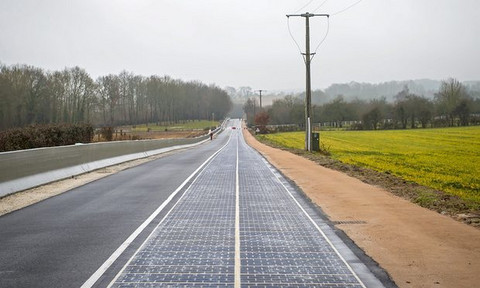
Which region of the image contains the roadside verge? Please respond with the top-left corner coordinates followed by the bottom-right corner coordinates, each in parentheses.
top-left (243, 128), bottom-right (480, 288)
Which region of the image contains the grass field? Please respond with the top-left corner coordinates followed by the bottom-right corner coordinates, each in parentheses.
top-left (130, 120), bottom-right (217, 132)
top-left (258, 127), bottom-right (480, 204)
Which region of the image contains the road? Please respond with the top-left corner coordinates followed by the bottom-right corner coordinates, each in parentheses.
top-left (0, 125), bottom-right (229, 287)
top-left (0, 119), bottom-right (389, 287)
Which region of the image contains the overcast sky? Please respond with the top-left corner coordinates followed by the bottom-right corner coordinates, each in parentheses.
top-left (1, 0), bottom-right (479, 91)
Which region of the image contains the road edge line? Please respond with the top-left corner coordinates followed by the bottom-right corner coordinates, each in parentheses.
top-left (81, 132), bottom-right (232, 288)
top-left (241, 135), bottom-right (368, 288)
top-left (234, 131), bottom-right (241, 288)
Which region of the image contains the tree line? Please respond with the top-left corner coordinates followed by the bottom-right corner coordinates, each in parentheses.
top-left (0, 64), bottom-right (232, 131)
top-left (244, 78), bottom-right (480, 130)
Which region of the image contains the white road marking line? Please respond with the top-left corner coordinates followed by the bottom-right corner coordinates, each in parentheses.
top-left (240, 135), bottom-right (367, 288)
top-left (235, 130), bottom-right (241, 288)
top-left (106, 143), bottom-right (227, 287)
top-left (81, 131), bottom-right (232, 288)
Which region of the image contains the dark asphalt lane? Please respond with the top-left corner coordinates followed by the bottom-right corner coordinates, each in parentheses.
top-left (0, 127), bottom-right (232, 288)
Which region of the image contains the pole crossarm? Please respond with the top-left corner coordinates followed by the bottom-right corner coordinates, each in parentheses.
top-left (286, 13), bottom-right (329, 18)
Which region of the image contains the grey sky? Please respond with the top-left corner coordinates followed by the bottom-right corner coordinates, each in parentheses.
top-left (1, 0), bottom-right (479, 91)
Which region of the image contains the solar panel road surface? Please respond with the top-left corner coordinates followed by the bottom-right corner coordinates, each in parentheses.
top-left (105, 120), bottom-right (386, 287)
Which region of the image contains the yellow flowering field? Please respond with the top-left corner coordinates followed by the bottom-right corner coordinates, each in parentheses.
top-left (258, 127), bottom-right (480, 203)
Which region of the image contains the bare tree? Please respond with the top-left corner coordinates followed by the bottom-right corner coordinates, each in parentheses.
top-left (435, 78), bottom-right (471, 126)
top-left (0, 64), bottom-right (232, 129)
top-left (97, 75), bottom-right (120, 125)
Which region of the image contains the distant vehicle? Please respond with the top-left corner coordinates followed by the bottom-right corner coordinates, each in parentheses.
top-left (231, 127), bottom-right (237, 129)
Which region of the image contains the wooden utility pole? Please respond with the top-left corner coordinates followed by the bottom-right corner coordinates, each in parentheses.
top-left (255, 90), bottom-right (266, 109)
top-left (286, 12), bottom-right (329, 151)
top-left (253, 97), bottom-right (256, 125)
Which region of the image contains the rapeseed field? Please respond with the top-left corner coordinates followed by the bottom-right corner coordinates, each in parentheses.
top-left (259, 126), bottom-right (480, 203)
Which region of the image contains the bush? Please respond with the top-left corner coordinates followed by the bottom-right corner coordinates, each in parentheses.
top-left (267, 125), bottom-right (302, 133)
top-left (348, 123), bottom-right (364, 130)
top-left (0, 123), bottom-right (94, 152)
top-left (100, 127), bottom-right (114, 141)
top-left (433, 118), bottom-right (449, 128)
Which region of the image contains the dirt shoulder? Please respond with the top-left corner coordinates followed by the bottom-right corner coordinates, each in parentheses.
top-left (257, 136), bottom-right (480, 226)
top-left (244, 128), bottom-right (480, 288)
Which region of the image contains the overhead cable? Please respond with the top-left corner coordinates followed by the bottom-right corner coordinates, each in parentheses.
top-left (286, 16), bottom-right (307, 63)
top-left (331, 0), bottom-right (364, 16)
top-left (294, 0), bottom-right (316, 13)
top-left (312, 0), bottom-right (329, 13)
top-left (311, 17), bottom-right (330, 61)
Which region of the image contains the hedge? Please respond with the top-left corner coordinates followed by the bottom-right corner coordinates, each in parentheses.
top-left (0, 123), bottom-right (94, 152)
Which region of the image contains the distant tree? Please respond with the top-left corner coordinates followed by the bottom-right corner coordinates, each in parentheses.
top-left (320, 95), bottom-right (355, 127)
top-left (415, 96), bottom-right (434, 128)
top-left (369, 97), bottom-right (392, 129)
top-left (346, 98), bottom-right (369, 121)
top-left (97, 75), bottom-right (120, 125)
top-left (268, 98), bottom-right (290, 125)
top-left (311, 89), bottom-right (330, 105)
top-left (394, 87), bottom-right (410, 129)
top-left (471, 99), bottom-right (480, 125)
top-left (254, 111), bottom-right (269, 133)
top-left (0, 63), bottom-right (232, 130)
top-left (454, 99), bottom-right (471, 126)
top-left (394, 87), bottom-right (434, 129)
top-left (117, 70), bottom-right (136, 124)
top-left (362, 107), bottom-right (383, 130)
top-left (269, 95), bottom-right (303, 125)
top-left (243, 97), bottom-right (257, 125)
top-left (238, 86), bottom-right (252, 99)
top-left (435, 78), bottom-right (471, 126)
top-left (64, 67), bottom-right (96, 123)
top-left (224, 86), bottom-right (237, 98)
top-left (290, 100), bottom-right (305, 126)
top-left (0, 65), bottom-right (52, 129)
top-left (394, 85), bottom-right (410, 102)
top-left (296, 89), bottom-right (330, 105)
top-left (208, 84), bottom-right (233, 121)
top-left (394, 104), bottom-right (408, 129)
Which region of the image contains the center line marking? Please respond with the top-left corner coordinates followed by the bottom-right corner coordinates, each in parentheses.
top-left (82, 132), bottom-right (232, 288)
top-left (234, 131), bottom-right (241, 288)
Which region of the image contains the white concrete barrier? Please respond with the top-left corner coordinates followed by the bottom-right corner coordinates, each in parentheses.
top-left (0, 135), bottom-right (212, 197)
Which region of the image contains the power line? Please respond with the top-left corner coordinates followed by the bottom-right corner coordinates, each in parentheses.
top-left (287, 16), bottom-right (306, 63)
top-left (331, 0), bottom-right (364, 16)
top-left (287, 15), bottom-right (330, 64)
top-left (312, 0), bottom-right (329, 13)
top-left (311, 17), bottom-right (330, 61)
top-left (294, 0), bottom-right (316, 14)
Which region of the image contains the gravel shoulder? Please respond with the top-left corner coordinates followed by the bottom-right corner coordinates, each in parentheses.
top-left (243, 128), bottom-right (480, 288)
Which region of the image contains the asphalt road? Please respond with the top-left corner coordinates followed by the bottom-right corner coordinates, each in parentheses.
top-left (0, 125), bottom-right (231, 288)
top-left (0, 119), bottom-right (392, 287)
